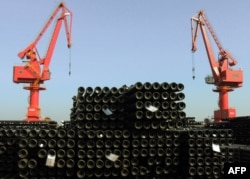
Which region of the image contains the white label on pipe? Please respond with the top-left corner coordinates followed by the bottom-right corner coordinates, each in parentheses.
top-left (145, 105), bottom-right (158, 112)
top-left (103, 108), bottom-right (113, 116)
top-left (105, 153), bottom-right (119, 162)
top-left (45, 154), bottom-right (56, 167)
top-left (212, 143), bottom-right (221, 153)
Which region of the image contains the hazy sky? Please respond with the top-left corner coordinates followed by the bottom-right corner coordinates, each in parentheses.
top-left (1, 0), bottom-right (250, 122)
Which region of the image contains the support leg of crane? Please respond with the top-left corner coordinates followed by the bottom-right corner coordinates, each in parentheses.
top-left (23, 85), bottom-right (46, 121)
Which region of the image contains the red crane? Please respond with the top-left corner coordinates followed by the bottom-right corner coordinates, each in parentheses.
top-left (191, 10), bottom-right (243, 122)
top-left (13, 2), bottom-right (72, 121)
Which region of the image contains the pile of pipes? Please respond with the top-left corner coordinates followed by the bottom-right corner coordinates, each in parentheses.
top-left (71, 82), bottom-right (187, 130)
top-left (69, 81), bottom-right (234, 178)
top-left (0, 81), bottom-right (237, 178)
top-left (69, 82), bottom-right (188, 178)
top-left (176, 128), bottom-right (234, 178)
top-left (221, 144), bottom-right (250, 163)
top-left (208, 116), bottom-right (250, 145)
top-left (0, 123), bottom-right (61, 178)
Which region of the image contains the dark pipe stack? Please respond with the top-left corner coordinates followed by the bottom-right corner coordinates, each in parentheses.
top-left (176, 128), bottom-right (234, 178)
top-left (221, 144), bottom-right (250, 163)
top-left (69, 81), bottom-right (190, 178)
top-left (68, 81), bottom-right (234, 178)
top-left (0, 81), bottom-right (239, 178)
top-left (207, 116), bottom-right (250, 165)
top-left (0, 122), bottom-right (58, 178)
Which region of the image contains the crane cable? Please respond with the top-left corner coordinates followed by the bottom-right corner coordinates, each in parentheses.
top-left (69, 48), bottom-right (71, 76)
top-left (192, 52), bottom-right (195, 80)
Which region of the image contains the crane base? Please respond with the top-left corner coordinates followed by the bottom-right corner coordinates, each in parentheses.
top-left (214, 108), bottom-right (236, 122)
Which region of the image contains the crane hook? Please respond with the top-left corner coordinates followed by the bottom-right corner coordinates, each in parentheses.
top-left (192, 52), bottom-right (195, 80)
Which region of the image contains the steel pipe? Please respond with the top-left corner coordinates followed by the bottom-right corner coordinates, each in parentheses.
top-left (189, 167), bottom-right (196, 176)
top-left (114, 159), bottom-right (122, 168)
top-left (28, 129), bottom-right (38, 138)
top-left (188, 139), bottom-right (196, 147)
top-left (157, 148), bottom-right (165, 157)
top-left (57, 149), bottom-right (66, 159)
top-left (105, 159), bottom-right (113, 168)
top-left (145, 111), bottom-right (154, 119)
top-left (213, 166), bottom-right (220, 175)
top-left (86, 159), bottom-right (95, 169)
top-left (18, 159), bottom-right (28, 169)
top-left (121, 168), bottom-right (129, 177)
top-left (48, 139), bottom-right (56, 148)
top-left (131, 158), bottom-right (139, 166)
top-left (189, 157), bottom-right (196, 166)
top-left (90, 86), bottom-right (101, 97)
top-left (144, 91), bottom-right (152, 100)
top-left (76, 169), bottom-right (85, 178)
top-left (122, 159), bottom-right (130, 168)
top-left (66, 149), bottom-right (75, 158)
top-left (196, 139), bottom-right (203, 147)
top-left (48, 129), bottom-right (57, 138)
top-left (113, 140), bottom-right (121, 148)
top-left (177, 92), bottom-right (185, 100)
top-left (189, 148), bottom-right (196, 157)
top-left (28, 139), bottom-right (37, 148)
top-left (131, 167), bottom-right (139, 176)
top-left (77, 149), bottom-right (86, 159)
top-left (96, 159), bottom-right (104, 169)
top-left (197, 167), bottom-right (204, 176)
top-left (77, 160), bottom-right (86, 169)
top-left (160, 82), bottom-right (169, 91)
top-left (28, 159), bottom-right (37, 169)
top-left (197, 157), bottom-right (204, 166)
top-left (143, 82), bottom-right (152, 90)
top-left (177, 102), bottom-right (186, 110)
top-left (204, 166), bottom-right (212, 175)
top-left (153, 91), bottom-right (160, 100)
top-left (37, 139), bottom-right (47, 148)
top-left (96, 140), bottom-right (104, 148)
top-left (177, 83), bottom-right (184, 91)
top-left (19, 129), bottom-right (28, 138)
top-left (169, 92), bottom-right (177, 100)
top-left (165, 157), bottom-right (172, 166)
top-left (132, 149), bottom-right (140, 157)
top-left (77, 86), bottom-right (85, 96)
top-left (169, 102), bottom-right (177, 110)
top-left (56, 159), bottom-right (65, 168)
top-left (57, 139), bottom-right (66, 148)
top-left (161, 91), bottom-right (169, 100)
top-left (38, 149), bottom-right (47, 158)
top-left (175, 120), bottom-right (183, 129)
top-left (147, 157), bottom-right (155, 166)
top-left (18, 149), bottom-right (28, 159)
top-left (141, 148), bottom-right (148, 157)
top-left (135, 111), bottom-right (144, 119)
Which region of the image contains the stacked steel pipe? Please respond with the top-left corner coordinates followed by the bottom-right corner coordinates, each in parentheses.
top-left (69, 82), bottom-right (188, 178)
top-left (176, 128), bottom-right (234, 178)
top-left (0, 122), bottom-right (59, 178)
top-left (221, 144), bottom-right (250, 163)
top-left (0, 81), bottom-right (240, 178)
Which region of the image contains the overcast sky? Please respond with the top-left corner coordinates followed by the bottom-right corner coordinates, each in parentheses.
top-left (1, 0), bottom-right (250, 122)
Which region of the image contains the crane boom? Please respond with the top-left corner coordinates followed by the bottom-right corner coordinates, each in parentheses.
top-left (13, 2), bottom-right (73, 121)
top-left (191, 10), bottom-right (243, 122)
top-left (18, 3), bottom-right (72, 59)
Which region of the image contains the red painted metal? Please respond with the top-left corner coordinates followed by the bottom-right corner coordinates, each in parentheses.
top-left (191, 10), bottom-right (243, 122)
top-left (13, 2), bottom-right (72, 121)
